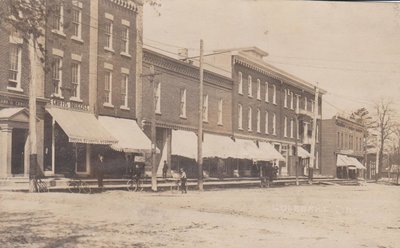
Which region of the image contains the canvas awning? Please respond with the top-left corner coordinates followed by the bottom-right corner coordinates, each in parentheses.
top-left (98, 116), bottom-right (154, 153)
top-left (337, 154), bottom-right (350, 167)
top-left (203, 133), bottom-right (236, 159)
top-left (171, 129), bottom-right (197, 160)
top-left (46, 107), bottom-right (117, 145)
top-left (258, 142), bottom-right (285, 161)
top-left (297, 146), bottom-right (312, 159)
top-left (347, 157), bottom-right (366, 170)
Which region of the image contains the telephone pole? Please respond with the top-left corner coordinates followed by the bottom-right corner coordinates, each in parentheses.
top-left (309, 84), bottom-right (319, 184)
top-left (198, 39), bottom-right (204, 191)
top-left (294, 110), bottom-right (299, 186)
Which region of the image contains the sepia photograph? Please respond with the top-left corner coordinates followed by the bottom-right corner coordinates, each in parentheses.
top-left (0, 0), bottom-right (399, 247)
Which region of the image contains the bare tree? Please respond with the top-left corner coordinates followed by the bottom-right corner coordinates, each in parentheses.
top-left (373, 100), bottom-right (397, 179)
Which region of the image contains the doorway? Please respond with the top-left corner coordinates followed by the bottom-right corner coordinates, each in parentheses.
top-left (11, 128), bottom-right (27, 175)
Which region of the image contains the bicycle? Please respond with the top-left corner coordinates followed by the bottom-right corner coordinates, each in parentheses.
top-left (67, 178), bottom-right (91, 194)
top-left (29, 178), bottom-right (49, 193)
top-left (126, 178), bottom-right (144, 192)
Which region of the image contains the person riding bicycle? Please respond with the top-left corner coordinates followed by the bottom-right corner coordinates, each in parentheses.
top-left (133, 163), bottom-right (142, 191)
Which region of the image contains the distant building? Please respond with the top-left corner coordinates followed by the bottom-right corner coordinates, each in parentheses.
top-left (321, 115), bottom-right (366, 179)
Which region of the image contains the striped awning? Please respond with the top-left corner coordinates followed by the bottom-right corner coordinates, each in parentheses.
top-left (46, 107), bottom-right (117, 145)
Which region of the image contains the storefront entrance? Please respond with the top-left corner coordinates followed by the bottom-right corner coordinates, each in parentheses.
top-left (11, 128), bottom-right (27, 175)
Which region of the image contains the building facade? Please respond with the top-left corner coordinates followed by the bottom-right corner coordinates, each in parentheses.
top-left (203, 47), bottom-right (324, 177)
top-left (321, 115), bottom-right (366, 178)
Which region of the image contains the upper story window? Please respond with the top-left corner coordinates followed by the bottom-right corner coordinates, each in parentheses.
top-left (121, 73), bottom-right (129, 108)
top-left (296, 94), bottom-right (300, 112)
top-left (337, 132), bottom-right (340, 146)
top-left (71, 62), bottom-right (81, 100)
top-left (272, 85), bottom-right (277, 104)
top-left (284, 116), bottom-right (288, 137)
top-left (238, 104), bottom-right (243, 130)
top-left (290, 92), bottom-right (294, 110)
top-left (256, 108), bottom-right (261, 133)
top-left (121, 26), bottom-right (129, 55)
top-left (256, 79), bottom-right (261, 100)
top-left (104, 71), bottom-right (112, 105)
top-left (247, 75), bottom-right (252, 97)
top-left (316, 124), bottom-right (319, 143)
top-left (104, 13), bottom-right (114, 51)
top-left (265, 82), bottom-right (269, 102)
top-left (311, 100), bottom-right (315, 113)
top-left (304, 97), bottom-right (308, 111)
top-left (203, 94), bottom-right (209, 122)
top-left (248, 107), bottom-right (252, 131)
top-left (290, 119), bottom-right (294, 138)
top-left (155, 82), bottom-right (161, 114)
top-left (238, 72), bottom-right (243, 95)
top-left (8, 44), bottom-right (22, 90)
top-left (180, 88), bottom-right (187, 118)
top-left (218, 99), bottom-right (223, 125)
top-left (52, 4), bottom-right (64, 34)
top-left (272, 113), bottom-right (276, 135)
top-left (72, 8), bottom-right (82, 40)
top-left (284, 89), bottom-right (288, 108)
top-left (265, 111), bottom-right (269, 134)
top-left (52, 57), bottom-right (62, 96)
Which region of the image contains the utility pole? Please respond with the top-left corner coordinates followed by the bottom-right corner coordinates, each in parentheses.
top-left (28, 35), bottom-right (38, 192)
top-left (142, 65), bottom-right (161, 191)
top-left (198, 39), bottom-right (204, 191)
top-left (294, 110), bottom-right (299, 186)
top-left (309, 84), bottom-right (319, 184)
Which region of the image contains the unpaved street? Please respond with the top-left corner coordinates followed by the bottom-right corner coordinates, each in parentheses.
top-left (0, 184), bottom-right (399, 248)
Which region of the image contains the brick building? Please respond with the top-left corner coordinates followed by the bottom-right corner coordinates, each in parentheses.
top-left (321, 115), bottom-right (366, 178)
top-left (203, 47), bottom-right (325, 177)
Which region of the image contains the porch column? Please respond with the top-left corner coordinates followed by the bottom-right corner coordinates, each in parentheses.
top-left (86, 144), bottom-right (91, 175)
top-left (0, 125), bottom-right (13, 177)
top-left (167, 128), bottom-right (172, 176)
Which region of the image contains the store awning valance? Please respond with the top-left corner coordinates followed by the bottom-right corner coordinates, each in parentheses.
top-left (203, 133), bottom-right (236, 159)
top-left (233, 139), bottom-right (284, 161)
top-left (337, 154), bottom-right (349, 167)
top-left (297, 146), bottom-right (312, 159)
top-left (46, 107), bottom-right (117, 145)
top-left (98, 116), bottom-right (154, 153)
top-left (171, 130), bottom-right (198, 160)
top-left (337, 154), bottom-right (365, 170)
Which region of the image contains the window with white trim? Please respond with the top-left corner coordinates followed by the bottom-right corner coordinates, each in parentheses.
top-left (304, 97), bottom-right (308, 110)
top-left (121, 26), bottom-right (129, 54)
top-left (105, 21), bottom-right (113, 50)
top-left (311, 100), bottom-right (315, 113)
top-left (256, 108), bottom-right (261, 133)
top-left (72, 8), bottom-right (81, 39)
top-left (265, 111), bottom-right (269, 134)
top-left (238, 104), bottom-right (243, 130)
top-left (248, 107), bottom-right (252, 131)
top-left (8, 44), bottom-right (22, 89)
top-left (296, 94), bottom-right (300, 112)
top-left (180, 88), bottom-right (187, 118)
top-left (218, 99), bottom-right (223, 125)
top-left (238, 72), bottom-right (243, 94)
top-left (155, 82), bottom-right (161, 114)
top-left (121, 73), bottom-right (128, 107)
top-left (203, 94), bottom-right (208, 122)
top-left (52, 4), bottom-right (64, 33)
top-left (284, 116), bottom-right (288, 137)
top-left (272, 85), bottom-right (276, 104)
top-left (272, 113), bottom-right (276, 135)
top-left (248, 75), bottom-right (252, 97)
top-left (284, 89), bottom-right (288, 108)
top-left (71, 62), bottom-right (81, 99)
top-left (290, 92), bottom-right (294, 110)
top-left (290, 119), bottom-right (294, 138)
top-left (256, 79), bottom-right (261, 100)
top-left (52, 57), bottom-right (62, 96)
top-left (104, 71), bottom-right (112, 104)
top-left (265, 82), bottom-right (269, 102)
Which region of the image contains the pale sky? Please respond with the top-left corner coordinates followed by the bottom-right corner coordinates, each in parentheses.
top-left (143, 0), bottom-right (400, 119)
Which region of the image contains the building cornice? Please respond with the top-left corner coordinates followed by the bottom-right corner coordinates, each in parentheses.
top-left (234, 55), bottom-right (326, 95)
top-left (143, 48), bottom-right (233, 90)
top-left (104, 0), bottom-right (142, 12)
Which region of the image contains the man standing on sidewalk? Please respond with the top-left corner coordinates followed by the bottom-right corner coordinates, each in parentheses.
top-left (95, 153), bottom-right (106, 190)
top-left (162, 160), bottom-right (168, 179)
top-left (180, 168), bottom-right (187, 194)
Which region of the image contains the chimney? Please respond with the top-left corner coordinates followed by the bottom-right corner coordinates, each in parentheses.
top-left (178, 48), bottom-right (189, 60)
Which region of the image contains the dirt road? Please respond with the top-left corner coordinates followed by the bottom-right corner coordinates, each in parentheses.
top-left (0, 184), bottom-right (399, 248)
